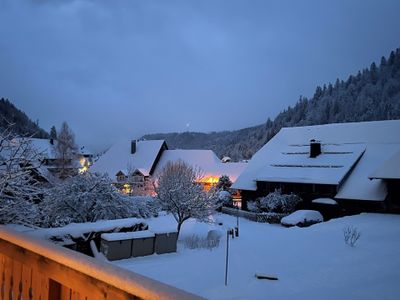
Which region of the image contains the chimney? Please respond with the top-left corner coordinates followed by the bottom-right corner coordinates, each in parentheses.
top-left (309, 139), bottom-right (321, 158)
top-left (50, 138), bottom-right (54, 145)
top-left (131, 140), bottom-right (137, 154)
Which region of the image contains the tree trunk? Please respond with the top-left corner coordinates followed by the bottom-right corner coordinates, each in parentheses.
top-left (177, 222), bottom-right (183, 237)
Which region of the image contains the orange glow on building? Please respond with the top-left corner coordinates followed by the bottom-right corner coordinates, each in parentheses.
top-left (200, 176), bottom-right (219, 184)
top-left (197, 175), bottom-right (219, 191)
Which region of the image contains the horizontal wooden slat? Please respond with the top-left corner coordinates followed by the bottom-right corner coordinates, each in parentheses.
top-left (0, 227), bottom-right (203, 300)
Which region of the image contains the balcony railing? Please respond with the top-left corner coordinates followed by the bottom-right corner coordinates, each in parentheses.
top-left (0, 227), bottom-right (203, 300)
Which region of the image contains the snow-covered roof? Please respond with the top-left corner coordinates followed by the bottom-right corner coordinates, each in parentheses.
top-left (369, 150), bottom-right (400, 180)
top-left (11, 138), bottom-right (92, 159)
top-left (335, 144), bottom-right (399, 201)
top-left (22, 138), bottom-right (57, 159)
top-left (90, 140), bottom-right (166, 178)
top-left (254, 144), bottom-right (365, 185)
top-left (153, 149), bottom-right (247, 183)
top-left (233, 120), bottom-right (400, 201)
top-left (311, 198), bottom-right (338, 205)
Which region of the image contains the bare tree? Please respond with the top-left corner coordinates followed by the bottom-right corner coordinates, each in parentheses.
top-left (0, 125), bottom-right (43, 225)
top-left (55, 121), bottom-right (77, 178)
top-left (156, 160), bottom-right (217, 236)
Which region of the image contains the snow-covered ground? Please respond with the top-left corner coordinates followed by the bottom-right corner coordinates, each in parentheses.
top-left (113, 213), bottom-right (400, 300)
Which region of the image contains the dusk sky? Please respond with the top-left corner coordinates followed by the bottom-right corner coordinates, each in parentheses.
top-left (1, 0), bottom-right (400, 152)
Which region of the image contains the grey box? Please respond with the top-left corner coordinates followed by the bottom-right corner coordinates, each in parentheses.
top-left (100, 233), bottom-right (133, 261)
top-left (130, 231), bottom-right (155, 257)
top-left (154, 231), bottom-right (178, 254)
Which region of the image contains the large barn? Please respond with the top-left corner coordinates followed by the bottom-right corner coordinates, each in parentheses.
top-left (232, 120), bottom-right (400, 212)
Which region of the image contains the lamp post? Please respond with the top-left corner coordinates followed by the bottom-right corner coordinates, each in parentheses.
top-left (225, 229), bottom-right (235, 286)
top-left (235, 202), bottom-right (239, 237)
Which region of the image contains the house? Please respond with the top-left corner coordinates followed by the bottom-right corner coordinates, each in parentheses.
top-left (11, 137), bottom-right (93, 181)
top-left (232, 120), bottom-right (400, 211)
top-left (90, 139), bottom-right (247, 196)
top-left (90, 140), bottom-right (167, 195)
top-left (369, 150), bottom-right (400, 209)
top-left (152, 149), bottom-right (247, 192)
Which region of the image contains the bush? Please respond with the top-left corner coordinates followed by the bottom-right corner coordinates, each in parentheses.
top-left (343, 226), bottom-right (361, 247)
top-left (249, 189), bottom-right (302, 214)
top-left (182, 233), bottom-right (221, 250)
top-left (217, 190), bottom-right (233, 208)
top-left (247, 200), bottom-right (260, 213)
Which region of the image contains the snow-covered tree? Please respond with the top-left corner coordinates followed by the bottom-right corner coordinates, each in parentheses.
top-left (0, 126), bottom-right (43, 225)
top-left (40, 173), bottom-right (133, 227)
top-left (55, 121), bottom-right (77, 178)
top-left (216, 174), bottom-right (232, 191)
top-left (217, 190), bottom-right (233, 208)
top-left (125, 196), bottom-right (161, 218)
top-left (156, 161), bottom-right (217, 235)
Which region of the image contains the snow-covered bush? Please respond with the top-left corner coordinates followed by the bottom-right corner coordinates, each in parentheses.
top-left (343, 225), bottom-right (361, 247)
top-left (217, 190), bottom-right (233, 208)
top-left (216, 175), bottom-right (232, 191)
top-left (247, 200), bottom-right (260, 213)
top-left (39, 173), bottom-right (134, 227)
top-left (258, 189), bottom-right (302, 213)
top-left (0, 126), bottom-right (45, 225)
top-left (247, 190), bottom-right (302, 214)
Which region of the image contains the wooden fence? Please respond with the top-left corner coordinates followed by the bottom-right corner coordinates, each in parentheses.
top-left (0, 227), bottom-right (203, 300)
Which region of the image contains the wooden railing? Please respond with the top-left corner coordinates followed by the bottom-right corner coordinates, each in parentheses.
top-left (0, 227), bottom-right (204, 300)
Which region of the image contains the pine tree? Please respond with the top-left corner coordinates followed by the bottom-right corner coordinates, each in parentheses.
top-left (55, 122), bottom-right (77, 178)
top-left (216, 175), bottom-right (232, 191)
top-left (49, 126), bottom-right (57, 140)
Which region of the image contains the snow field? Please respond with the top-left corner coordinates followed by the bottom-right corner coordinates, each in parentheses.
top-left (114, 213), bottom-right (400, 300)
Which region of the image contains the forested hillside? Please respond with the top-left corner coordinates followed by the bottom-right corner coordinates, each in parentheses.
top-left (143, 48), bottom-right (400, 161)
top-left (0, 98), bottom-right (49, 138)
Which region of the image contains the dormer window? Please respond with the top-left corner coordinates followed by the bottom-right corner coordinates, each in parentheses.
top-left (115, 171), bottom-right (127, 182)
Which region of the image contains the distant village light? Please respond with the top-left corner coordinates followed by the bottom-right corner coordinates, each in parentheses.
top-left (78, 157), bottom-right (89, 174)
top-left (122, 183), bottom-right (132, 194)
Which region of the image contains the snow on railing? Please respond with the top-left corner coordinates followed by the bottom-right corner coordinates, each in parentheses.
top-left (0, 226), bottom-right (203, 300)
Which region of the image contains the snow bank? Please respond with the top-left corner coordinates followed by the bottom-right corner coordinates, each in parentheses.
top-left (281, 210), bottom-right (323, 227)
